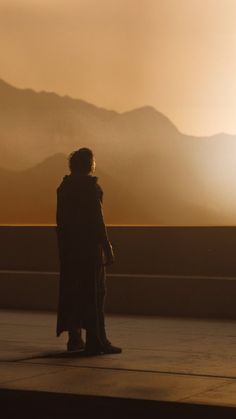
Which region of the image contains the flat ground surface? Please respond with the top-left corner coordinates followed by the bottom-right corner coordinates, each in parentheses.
top-left (1, 310), bottom-right (236, 409)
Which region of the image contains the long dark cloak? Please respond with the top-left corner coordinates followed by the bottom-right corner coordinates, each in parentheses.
top-left (56, 173), bottom-right (109, 337)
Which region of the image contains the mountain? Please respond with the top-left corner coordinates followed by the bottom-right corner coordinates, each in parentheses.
top-left (0, 78), bottom-right (118, 169)
top-left (0, 78), bottom-right (236, 225)
top-left (0, 152), bottom-right (231, 226)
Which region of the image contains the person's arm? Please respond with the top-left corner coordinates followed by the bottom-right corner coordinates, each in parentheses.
top-left (91, 183), bottom-right (114, 265)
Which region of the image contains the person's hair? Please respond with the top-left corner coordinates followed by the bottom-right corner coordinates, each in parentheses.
top-left (69, 148), bottom-right (94, 174)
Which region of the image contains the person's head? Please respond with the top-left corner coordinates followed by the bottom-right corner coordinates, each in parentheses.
top-left (69, 148), bottom-right (96, 175)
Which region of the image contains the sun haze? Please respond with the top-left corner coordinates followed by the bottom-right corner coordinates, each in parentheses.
top-left (1, 0), bottom-right (236, 135)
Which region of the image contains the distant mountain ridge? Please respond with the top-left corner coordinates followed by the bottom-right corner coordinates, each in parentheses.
top-left (0, 78), bottom-right (236, 225)
top-left (0, 152), bottom-right (226, 226)
top-left (0, 78), bottom-right (117, 118)
top-left (0, 78), bottom-right (180, 169)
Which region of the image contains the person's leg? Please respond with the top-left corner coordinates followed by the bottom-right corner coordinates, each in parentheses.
top-left (97, 270), bottom-right (122, 353)
top-left (85, 266), bottom-right (122, 355)
top-left (85, 255), bottom-right (107, 353)
top-left (97, 267), bottom-right (110, 345)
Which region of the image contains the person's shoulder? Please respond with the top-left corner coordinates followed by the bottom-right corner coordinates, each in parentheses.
top-left (88, 176), bottom-right (103, 198)
top-left (57, 175), bottom-right (70, 192)
top-left (89, 175), bottom-right (98, 184)
top-left (89, 176), bottom-right (102, 188)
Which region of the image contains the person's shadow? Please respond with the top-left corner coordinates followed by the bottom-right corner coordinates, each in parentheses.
top-left (36, 349), bottom-right (89, 359)
top-left (15, 349), bottom-right (88, 361)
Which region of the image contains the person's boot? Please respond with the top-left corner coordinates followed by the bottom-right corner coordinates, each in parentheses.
top-left (85, 341), bottom-right (122, 355)
top-left (98, 334), bottom-right (122, 354)
top-left (102, 342), bottom-right (122, 354)
top-left (85, 332), bottom-right (104, 356)
top-left (98, 322), bottom-right (122, 355)
top-left (67, 329), bottom-right (85, 352)
top-left (85, 332), bottom-right (122, 355)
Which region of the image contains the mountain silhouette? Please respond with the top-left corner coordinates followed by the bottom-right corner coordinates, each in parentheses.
top-left (0, 152), bottom-right (232, 226)
top-left (0, 78), bottom-right (236, 225)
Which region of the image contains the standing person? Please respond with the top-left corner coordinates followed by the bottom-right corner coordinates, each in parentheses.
top-left (56, 147), bottom-right (122, 355)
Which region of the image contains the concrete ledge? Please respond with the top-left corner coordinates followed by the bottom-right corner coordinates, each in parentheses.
top-left (1, 270), bottom-right (236, 318)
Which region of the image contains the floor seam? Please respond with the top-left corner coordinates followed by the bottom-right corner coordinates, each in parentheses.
top-left (11, 359), bottom-right (236, 380)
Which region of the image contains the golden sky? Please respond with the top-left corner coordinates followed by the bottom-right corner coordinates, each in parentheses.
top-left (1, 0), bottom-right (236, 135)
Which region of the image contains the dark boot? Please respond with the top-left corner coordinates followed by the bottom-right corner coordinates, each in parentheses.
top-left (85, 330), bottom-right (104, 355)
top-left (67, 328), bottom-right (85, 352)
top-left (85, 330), bottom-right (122, 355)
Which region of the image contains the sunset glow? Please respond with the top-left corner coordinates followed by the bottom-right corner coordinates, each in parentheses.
top-left (1, 0), bottom-right (236, 135)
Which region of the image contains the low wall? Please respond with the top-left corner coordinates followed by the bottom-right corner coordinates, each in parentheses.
top-left (1, 225), bottom-right (236, 275)
top-left (0, 226), bottom-right (236, 317)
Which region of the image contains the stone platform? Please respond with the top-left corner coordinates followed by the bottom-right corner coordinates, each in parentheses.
top-left (1, 310), bottom-right (236, 418)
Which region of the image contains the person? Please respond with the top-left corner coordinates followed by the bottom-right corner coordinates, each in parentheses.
top-left (56, 147), bottom-right (122, 355)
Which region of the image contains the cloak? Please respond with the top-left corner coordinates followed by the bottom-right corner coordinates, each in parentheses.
top-left (56, 173), bottom-right (109, 336)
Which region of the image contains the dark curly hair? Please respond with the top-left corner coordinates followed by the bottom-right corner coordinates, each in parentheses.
top-left (69, 148), bottom-right (94, 174)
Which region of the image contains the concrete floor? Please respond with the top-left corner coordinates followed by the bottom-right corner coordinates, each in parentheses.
top-left (1, 310), bottom-right (236, 417)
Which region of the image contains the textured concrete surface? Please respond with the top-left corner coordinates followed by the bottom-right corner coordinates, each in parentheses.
top-left (0, 309), bottom-right (236, 413)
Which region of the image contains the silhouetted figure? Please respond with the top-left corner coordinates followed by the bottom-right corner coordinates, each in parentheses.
top-left (56, 148), bottom-right (122, 355)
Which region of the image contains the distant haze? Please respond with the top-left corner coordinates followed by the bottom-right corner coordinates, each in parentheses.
top-left (1, 0), bottom-right (236, 135)
top-left (1, 79), bottom-right (236, 226)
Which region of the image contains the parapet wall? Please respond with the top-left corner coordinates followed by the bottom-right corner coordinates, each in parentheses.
top-left (1, 225), bottom-right (236, 276)
top-left (1, 226), bottom-right (236, 317)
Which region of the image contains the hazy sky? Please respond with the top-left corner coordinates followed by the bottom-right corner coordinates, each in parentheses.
top-left (1, 0), bottom-right (236, 135)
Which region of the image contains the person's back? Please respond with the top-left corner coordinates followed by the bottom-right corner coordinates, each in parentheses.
top-left (57, 173), bottom-right (102, 248)
top-left (56, 148), bottom-right (122, 355)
